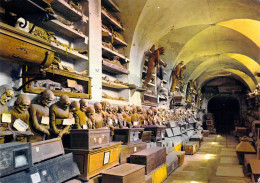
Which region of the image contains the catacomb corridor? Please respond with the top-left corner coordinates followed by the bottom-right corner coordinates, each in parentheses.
top-left (0, 0), bottom-right (259, 183)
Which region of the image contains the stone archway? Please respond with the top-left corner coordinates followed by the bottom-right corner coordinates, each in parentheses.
top-left (207, 95), bottom-right (240, 133)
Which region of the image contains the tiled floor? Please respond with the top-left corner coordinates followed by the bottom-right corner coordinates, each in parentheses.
top-left (165, 134), bottom-right (251, 183)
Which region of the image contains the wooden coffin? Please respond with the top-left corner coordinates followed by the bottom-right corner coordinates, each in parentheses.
top-left (0, 142), bottom-right (32, 177)
top-left (244, 154), bottom-right (257, 176)
top-left (120, 142), bottom-right (147, 164)
top-left (235, 127), bottom-right (247, 137)
top-left (141, 131), bottom-right (152, 143)
top-left (206, 120), bottom-right (214, 126)
top-left (166, 152), bottom-right (178, 176)
top-left (250, 160), bottom-right (260, 183)
top-left (183, 142), bottom-right (197, 155)
top-left (113, 128), bottom-right (144, 145)
top-left (203, 130), bottom-right (209, 137)
top-left (257, 144), bottom-right (260, 160)
top-left (0, 153), bottom-right (79, 183)
top-left (142, 125), bottom-right (166, 142)
top-left (65, 142), bottom-right (122, 181)
top-left (145, 163), bottom-right (167, 183)
top-left (129, 147), bottom-right (166, 174)
top-left (31, 138), bottom-right (64, 164)
top-left (101, 163), bottom-right (145, 183)
top-left (0, 22), bottom-right (54, 66)
top-left (70, 129), bottom-right (110, 150)
top-left (236, 141), bottom-right (256, 164)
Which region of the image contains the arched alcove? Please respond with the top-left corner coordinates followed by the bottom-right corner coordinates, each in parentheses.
top-left (207, 95), bottom-right (240, 133)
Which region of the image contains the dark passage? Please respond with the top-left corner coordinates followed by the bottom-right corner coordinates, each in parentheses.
top-left (208, 95), bottom-right (240, 133)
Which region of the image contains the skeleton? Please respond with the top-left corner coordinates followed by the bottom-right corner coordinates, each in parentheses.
top-left (29, 90), bottom-right (55, 142)
top-left (10, 94), bottom-right (31, 142)
top-left (0, 85), bottom-right (14, 144)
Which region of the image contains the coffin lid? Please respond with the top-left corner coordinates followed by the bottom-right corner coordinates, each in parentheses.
top-left (236, 141), bottom-right (256, 152)
top-left (101, 163), bottom-right (145, 176)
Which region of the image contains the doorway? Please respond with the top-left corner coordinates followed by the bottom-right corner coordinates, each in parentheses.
top-left (207, 95), bottom-right (240, 133)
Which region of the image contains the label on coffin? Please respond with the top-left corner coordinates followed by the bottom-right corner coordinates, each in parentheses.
top-left (63, 118), bottom-right (75, 125)
top-left (41, 116), bottom-right (50, 125)
top-left (13, 119), bottom-right (28, 132)
top-left (133, 121), bottom-right (139, 126)
top-left (108, 119), bottom-right (113, 125)
top-left (115, 119), bottom-right (118, 124)
top-left (30, 172), bottom-right (41, 183)
top-left (83, 125), bottom-right (88, 129)
top-left (1, 113), bottom-right (11, 123)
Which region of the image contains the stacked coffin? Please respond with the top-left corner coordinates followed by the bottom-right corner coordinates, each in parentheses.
top-left (0, 138), bottom-right (80, 183)
top-left (112, 128), bottom-right (147, 164)
top-left (142, 125), bottom-right (166, 142)
top-left (129, 147), bottom-right (167, 183)
top-left (156, 128), bottom-right (174, 154)
top-left (172, 126), bottom-right (183, 151)
top-left (65, 129), bottom-right (122, 181)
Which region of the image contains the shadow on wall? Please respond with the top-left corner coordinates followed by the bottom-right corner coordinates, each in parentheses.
top-left (208, 95), bottom-right (240, 133)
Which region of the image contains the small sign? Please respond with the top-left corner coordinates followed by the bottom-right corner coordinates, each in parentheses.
top-left (134, 147), bottom-right (137, 152)
top-left (35, 147), bottom-right (40, 152)
top-left (133, 121), bottom-right (139, 126)
top-left (63, 118), bottom-right (75, 125)
top-left (41, 116), bottom-right (50, 125)
top-left (108, 119), bottom-right (113, 125)
top-left (115, 119), bottom-right (118, 124)
top-left (30, 172), bottom-right (41, 183)
top-left (67, 79), bottom-right (77, 87)
top-left (42, 170), bottom-right (47, 176)
top-left (1, 113), bottom-right (11, 123)
top-left (83, 125), bottom-right (88, 129)
top-left (103, 151), bottom-right (110, 165)
top-left (13, 119), bottom-right (28, 132)
top-left (99, 137), bottom-right (102, 144)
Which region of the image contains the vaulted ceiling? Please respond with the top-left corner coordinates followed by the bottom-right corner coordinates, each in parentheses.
top-left (114, 0), bottom-right (260, 92)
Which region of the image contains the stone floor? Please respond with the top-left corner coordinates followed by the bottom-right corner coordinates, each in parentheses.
top-left (165, 134), bottom-right (251, 183)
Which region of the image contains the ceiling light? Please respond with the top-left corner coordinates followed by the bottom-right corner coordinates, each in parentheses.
top-left (157, 6), bottom-right (160, 9)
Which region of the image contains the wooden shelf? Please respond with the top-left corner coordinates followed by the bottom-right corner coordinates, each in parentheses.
top-left (102, 0), bottom-right (120, 12)
top-left (142, 80), bottom-right (156, 87)
top-left (102, 9), bottom-right (124, 31)
top-left (102, 80), bottom-right (129, 90)
top-left (23, 68), bottom-right (91, 99)
top-left (102, 28), bottom-right (127, 46)
top-left (142, 102), bottom-right (157, 107)
top-left (102, 46), bottom-right (128, 62)
top-left (163, 80), bottom-right (168, 83)
top-left (39, 19), bottom-right (86, 39)
top-left (136, 87), bottom-right (146, 92)
top-left (51, 42), bottom-right (88, 60)
top-left (51, 0), bottom-right (88, 22)
top-left (102, 60), bottom-right (129, 75)
top-left (102, 98), bottom-right (129, 105)
top-left (144, 93), bottom-right (157, 99)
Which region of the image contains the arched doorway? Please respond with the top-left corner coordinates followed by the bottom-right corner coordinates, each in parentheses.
top-left (207, 95), bottom-right (240, 133)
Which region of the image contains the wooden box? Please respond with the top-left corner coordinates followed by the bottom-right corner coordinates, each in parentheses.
top-left (142, 125), bottom-right (166, 142)
top-left (145, 163), bottom-right (167, 183)
top-left (101, 163), bottom-right (145, 183)
top-left (244, 154), bottom-right (257, 176)
top-left (31, 138), bottom-right (64, 164)
top-left (129, 147), bottom-right (166, 174)
top-left (141, 131), bottom-right (152, 143)
top-left (0, 153), bottom-right (79, 183)
top-left (113, 128), bottom-right (144, 145)
top-left (0, 142), bottom-right (32, 177)
top-left (0, 22), bottom-right (54, 66)
top-left (236, 141), bottom-right (256, 164)
top-left (120, 142), bottom-right (147, 164)
top-left (235, 127), bottom-right (247, 137)
top-left (250, 160), bottom-right (260, 183)
top-left (70, 129), bottom-right (110, 150)
top-left (203, 130), bottom-right (209, 137)
top-left (190, 135), bottom-right (203, 147)
top-left (183, 142), bottom-right (197, 155)
top-left (65, 142), bottom-right (122, 181)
